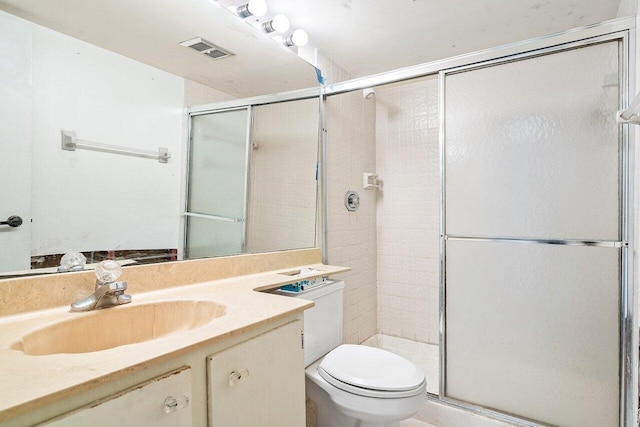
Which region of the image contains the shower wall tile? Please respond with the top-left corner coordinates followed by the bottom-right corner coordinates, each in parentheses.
top-left (326, 88), bottom-right (378, 345)
top-left (315, 51), bottom-right (352, 85)
top-left (183, 79), bottom-right (235, 107)
top-left (246, 99), bottom-right (319, 254)
top-left (375, 76), bottom-right (440, 345)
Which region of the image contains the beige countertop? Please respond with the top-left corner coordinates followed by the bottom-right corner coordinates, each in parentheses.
top-left (0, 262), bottom-right (349, 423)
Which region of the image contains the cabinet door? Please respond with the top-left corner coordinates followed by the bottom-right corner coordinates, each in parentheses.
top-left (39, 367), bottom-right (191, 427)
top-left (208, 320), bottom-right (305, 427)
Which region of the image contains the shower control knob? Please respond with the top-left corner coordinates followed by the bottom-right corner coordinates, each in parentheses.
top-left (345, 191), bottom-right (360, 212)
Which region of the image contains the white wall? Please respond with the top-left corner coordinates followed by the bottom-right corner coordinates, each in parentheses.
top-left (0, 11), bottom-right (33, 271)
top-left (0, 11), bottom-right (242, 261)
top-left (617, 0), bottom-right (638, 16)
top-left (28, 20), bottom-right (185, 255)
top-left (375, 76), bottom-right (440, 344)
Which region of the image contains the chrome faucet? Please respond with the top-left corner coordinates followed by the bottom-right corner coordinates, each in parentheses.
top-left (70, 260), bottom-right (132, 312)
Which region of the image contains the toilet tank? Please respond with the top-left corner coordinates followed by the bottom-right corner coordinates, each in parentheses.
top-left (275, 280), bottom-right (344, 367)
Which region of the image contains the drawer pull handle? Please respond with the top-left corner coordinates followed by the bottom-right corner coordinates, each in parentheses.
top-left (229, 368), bottom-right (249, 387)
top-left (163, 395), bottom-right (190, 414)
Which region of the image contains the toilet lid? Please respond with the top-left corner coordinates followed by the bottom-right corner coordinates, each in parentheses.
top-left (319, 344), bottom-right (425, 393)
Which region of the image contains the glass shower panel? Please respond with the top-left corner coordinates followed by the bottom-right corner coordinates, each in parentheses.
top-left (445, 240), bottom-right (620, 427)
top-left (443, 39), bottom-right (624, 426)
top-left (445, 41), bottom-right (620, 241)
top-left (188, 109), bottom-right (249, 220)
top-left (186, 216), bottom-right (243, 259)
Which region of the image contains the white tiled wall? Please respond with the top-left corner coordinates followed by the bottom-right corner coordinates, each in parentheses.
top-left (315, 52), bottom-right (352, 85)
top-left (184, 79), bottom-right (235, 107)
top-left (375, 76), bottom-right (440, 344)
top-left (326, 89), bottom-right (378, 345)
top-left (246, 99), bottom-right (319, 254)
top-left (320, 52), bottom-right (440, 345)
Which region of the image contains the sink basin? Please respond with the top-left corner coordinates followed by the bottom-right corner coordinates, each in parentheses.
top-left (11, 300), bottom-right (226, 355)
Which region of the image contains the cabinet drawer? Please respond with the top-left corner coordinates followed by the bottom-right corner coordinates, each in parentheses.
top-left (39, 367), bottom-right (192, 427)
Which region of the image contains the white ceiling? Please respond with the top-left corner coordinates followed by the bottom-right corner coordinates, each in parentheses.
top-left (0, 0), bottom-right (630, 96)
top-left (0, 0), bottom-right (319, 97)
top-left (266, 0), bottom-right (625, 77)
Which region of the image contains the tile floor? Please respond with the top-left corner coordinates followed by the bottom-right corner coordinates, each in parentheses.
top-left (363, 334), bottom-right (517, 427)
top-left (399, 418), bottom-right (436, 427)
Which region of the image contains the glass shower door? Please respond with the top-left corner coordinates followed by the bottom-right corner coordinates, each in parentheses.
top-left (185, 108), bottom-right (250, 258)
top-left (442, 39), bottom-right (624, 426)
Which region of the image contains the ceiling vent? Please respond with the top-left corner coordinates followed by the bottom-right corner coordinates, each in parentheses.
top-left (180, 37), bottom-right (233, 60)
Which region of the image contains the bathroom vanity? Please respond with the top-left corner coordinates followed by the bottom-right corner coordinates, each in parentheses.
top-left (0, 249), bottom-right (348, 426)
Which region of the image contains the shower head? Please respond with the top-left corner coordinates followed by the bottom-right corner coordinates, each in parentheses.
top-left (363, 88), bottom-right (375, 99)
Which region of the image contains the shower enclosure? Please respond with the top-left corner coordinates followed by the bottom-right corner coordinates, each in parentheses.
top-left (322, 21), bottom-right (633, 427)
top-left (186, 16), bottom-right (636, 427)
top-left (441, 37), bottom-right (626, 426)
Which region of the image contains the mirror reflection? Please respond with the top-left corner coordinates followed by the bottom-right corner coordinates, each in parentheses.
top-left (0, 3), bottom-right (320, 278)
top-left (186, 99), bottom-right (320, 259)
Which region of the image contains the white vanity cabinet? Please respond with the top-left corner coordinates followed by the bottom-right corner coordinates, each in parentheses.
top-left (38, 367), bottom-right (192, 427)
top-left (10, 315), bottom-right (307, 427)
top-left (207, 319), bottom-right (305, 427)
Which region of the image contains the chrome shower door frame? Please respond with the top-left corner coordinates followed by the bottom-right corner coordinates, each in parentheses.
top-left (183, 106), bottom-right (253, 257)
top-left (438, 31), bottom-right (634, 427)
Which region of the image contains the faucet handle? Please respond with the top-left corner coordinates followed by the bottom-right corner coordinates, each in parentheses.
top-left (58, 252), bottom-right (87, 272)
top-left (95, 260), bottom-right (122, 284)
top-left (107, 281), bottom-right (128, 293)
top-left (110, 281), bottom-right (131, 306)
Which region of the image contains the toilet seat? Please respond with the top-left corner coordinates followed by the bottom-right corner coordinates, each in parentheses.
top-left (318, 344), bottom-right (426, 398)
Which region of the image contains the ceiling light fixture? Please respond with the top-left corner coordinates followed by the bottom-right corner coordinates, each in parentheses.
top-left (237, 0), bottom-right (268, 18)
top-left (284, 29), bottom-right (309, 47)
top-left (262, 14), bottom-right (290, 33)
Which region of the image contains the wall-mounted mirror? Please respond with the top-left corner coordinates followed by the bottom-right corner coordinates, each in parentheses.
top-left (0, 0), bottom-right (320, 278)
top-left (185, 99), bottom-right (320, 259)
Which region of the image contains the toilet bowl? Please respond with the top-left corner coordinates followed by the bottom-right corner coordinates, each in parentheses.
top-left (276, 281), bottom-right (426, 427)
top-left (306, 344), bottom-right (426, 427)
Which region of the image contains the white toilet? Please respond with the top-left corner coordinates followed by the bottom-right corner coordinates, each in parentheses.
top-left (278, 280), bottom-right (426, 427)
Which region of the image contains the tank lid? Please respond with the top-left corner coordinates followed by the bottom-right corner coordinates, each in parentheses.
top-left (319, 344), bottom-right (425, 392)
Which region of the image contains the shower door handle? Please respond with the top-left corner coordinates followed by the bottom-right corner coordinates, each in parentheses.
top-left (0, 215), bottom-right (23, 228)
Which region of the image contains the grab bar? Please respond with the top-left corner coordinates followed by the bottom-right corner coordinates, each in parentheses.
top-left (61, 130), bottom-right (170, 163)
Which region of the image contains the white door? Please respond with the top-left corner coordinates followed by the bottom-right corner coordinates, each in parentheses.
top-left (0, 12), bottom-right (32, 273)
top-left (443, 39), bottom-right (622, 426)
top-left (185, 108), bottom-right (250, 259)
top-left (207, 320), bottom-right (305, 427)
